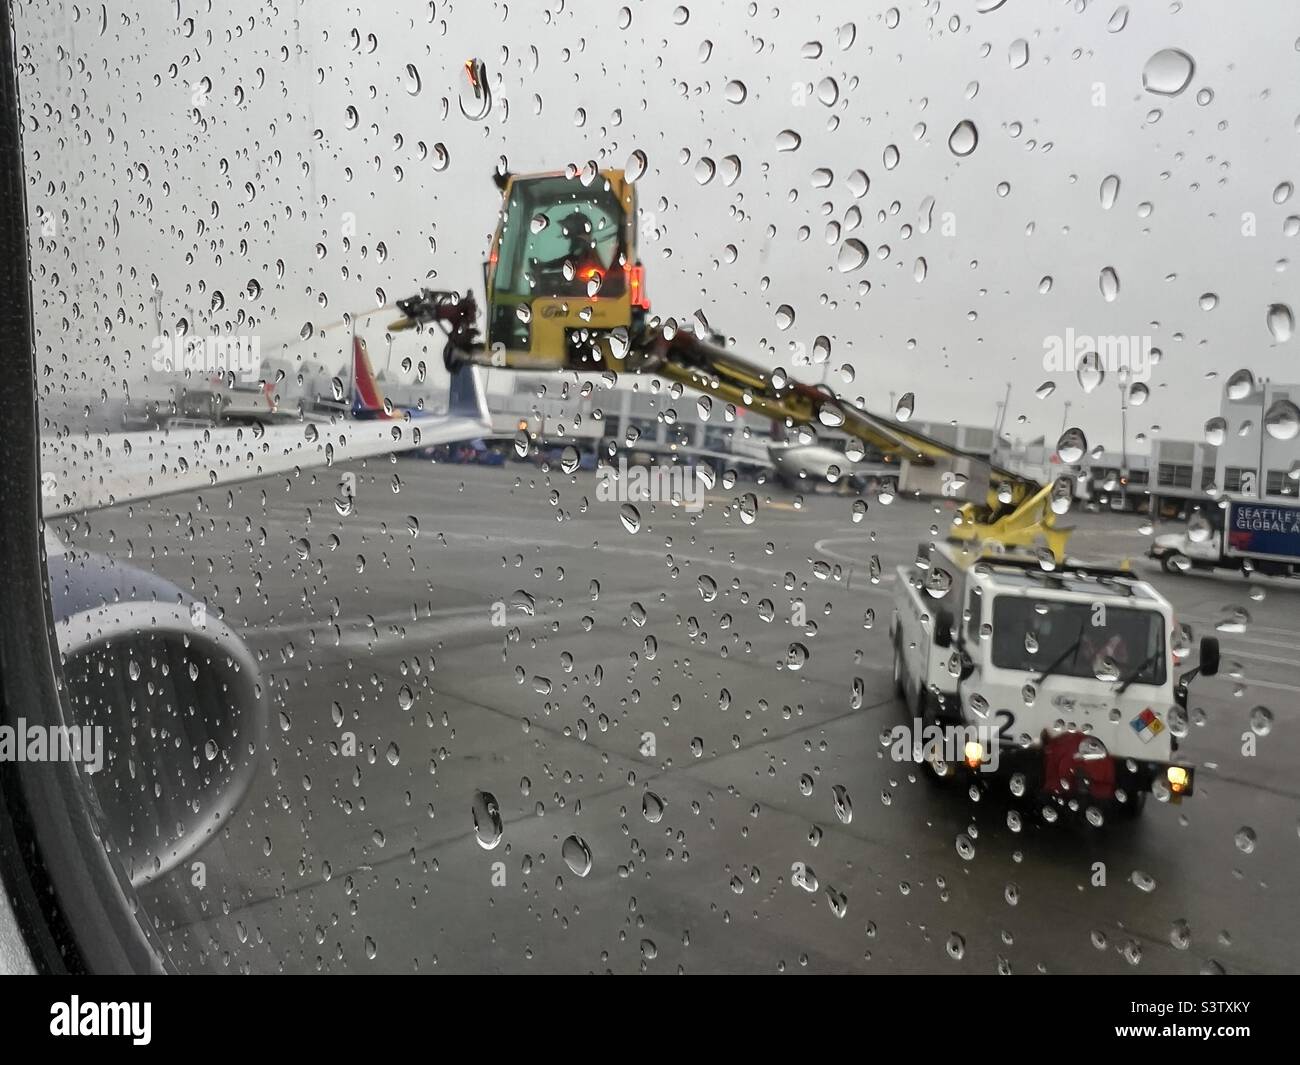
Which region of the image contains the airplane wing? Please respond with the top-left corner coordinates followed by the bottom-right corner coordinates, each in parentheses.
top-left (41, 362), bottom-right (493, 519)
top-left (40, 351), bottom-right (491, 889)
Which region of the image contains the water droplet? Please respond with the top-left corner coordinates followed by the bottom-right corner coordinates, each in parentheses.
top-left (818, 404), bottom-right (846, 428)
top-left (1076, 350), bottom-right (1105, 393)
top-left (562, 834), bottom-right (593, 876)
top-left (1142, 48), bottom-right (1195, 97)
top-left (1170, 919), bottom-right (1192, 951)
top-left (1100, 174), bottom-right (1120, 209)
top-left (739, 492), bottom-right (758, 524)
top-left (619, 503), bottom-right (642, 534)
top-left (1265, 399), bottom-right (1300, 441)
top-left (1267, 303), bottom-right (1294, 342)
top-left (1056, 428), bottom-right (1087, 464)
top-left (948, 120), bottom-right (979, 156)
top-left (1130, 869), bottom-right (1157, 893)
top-left (1099, 266), bottom-right (1120, 302)
top-left (1250, 706), bottom-right (1273, 736)
top-left (831, 784), bottom-right (853, 825)
top-left (786, 643), bottom-right (810, 670)
top-left (838, 239), bottom-right (868, 271)
top-left (642, 792), bottom-right (665, 823)
top-left (775, 129), bottom-right (802, 152)
top-left (1226, 368), bottom-right (1255, 401)
top-left (1215, 606), bottom-right (1249, 634)
top-left (472, 791), bottom-right (503, 850)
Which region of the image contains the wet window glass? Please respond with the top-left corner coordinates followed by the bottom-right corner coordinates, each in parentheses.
top-left (16, 0), bottom-right (1300, 976)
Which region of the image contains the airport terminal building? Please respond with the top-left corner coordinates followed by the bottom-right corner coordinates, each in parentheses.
top-left (476, 369), bottom-right (1298, 519)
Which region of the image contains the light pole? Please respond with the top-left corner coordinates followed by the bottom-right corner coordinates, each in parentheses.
top-left (994, 380), bottom-right (1011, 436)
top-left (1255, 377), bottom-right (1269, 499)
top-left (1118, 376), bottom-right (1130, 509)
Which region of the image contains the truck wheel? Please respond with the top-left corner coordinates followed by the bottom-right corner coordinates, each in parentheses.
top-left (1161, 552), bottom-right (1188, 575)
top-left (892, 638), bottom-right (906, 698)
top-left (1112, 790), bottom-right (1147, 819)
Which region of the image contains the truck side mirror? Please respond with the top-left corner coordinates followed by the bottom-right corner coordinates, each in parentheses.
top-left (1199, 635), bottom-right (1220, 677)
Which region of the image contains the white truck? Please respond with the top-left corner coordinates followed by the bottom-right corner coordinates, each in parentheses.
top-left (1148, 499), bottom-right (1300, 578)
top-left (889, 542), bottom-right (1219, 817)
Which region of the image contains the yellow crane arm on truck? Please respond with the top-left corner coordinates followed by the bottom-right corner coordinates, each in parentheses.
top-left (639, 326), bottom-right (1070, 561)
top-left (384, 160), bottom-right (1070, 560)
top-left (390, 286), bottom-right (1070, 562)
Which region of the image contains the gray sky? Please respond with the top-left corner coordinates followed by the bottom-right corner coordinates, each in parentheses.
top-left (20, 0), bottom-right (1300, 452)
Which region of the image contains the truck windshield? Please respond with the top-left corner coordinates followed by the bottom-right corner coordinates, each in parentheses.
top-left (990, 597), bottom-right (1167, 686)
top-left (493, 177), bottom-right (627, 299)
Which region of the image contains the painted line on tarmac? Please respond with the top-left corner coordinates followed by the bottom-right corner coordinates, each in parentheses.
top-left (1185, 616), bottom-right (1300, 640)
top-left (1206, 676), bottom-right (1300, 695)
top-left (1219, 646), bottom-right (1300, 667)
top-left (813, 536), bottom-right (897, 584)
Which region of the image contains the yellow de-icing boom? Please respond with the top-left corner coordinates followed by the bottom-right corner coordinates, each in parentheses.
top-left (387, 163), bottom-right (1071, 561)
top-left (639, 327), bottom-right (1071, 561)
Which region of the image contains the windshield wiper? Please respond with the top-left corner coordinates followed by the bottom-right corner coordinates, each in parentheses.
top-left (1116, 647), bottom-right (1164, 693)
top-left (1032, 622), bottom-right (1085, 685)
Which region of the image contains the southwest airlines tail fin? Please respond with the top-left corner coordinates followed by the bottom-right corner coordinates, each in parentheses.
top-left (351, 331), bottom-right (489, 424)
top-left (350, 336), bottom-right (393, 419)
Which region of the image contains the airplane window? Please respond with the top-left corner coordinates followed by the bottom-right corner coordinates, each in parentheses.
top-left (3, 0), bottom-right (1298, 992)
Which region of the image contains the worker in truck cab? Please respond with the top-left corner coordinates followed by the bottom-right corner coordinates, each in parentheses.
top-left (1081, 630), bottom-right (1131, 668)
top-left (534, 210), bottom-right (606, 292)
